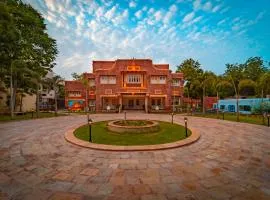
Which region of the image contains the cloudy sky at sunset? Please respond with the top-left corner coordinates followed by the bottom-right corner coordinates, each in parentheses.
top-left (23, 0), bottom-right (270, 79)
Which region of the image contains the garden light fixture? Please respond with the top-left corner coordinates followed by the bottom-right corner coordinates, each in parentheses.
top-left (184, 117), bottom-right (188, 137)
top-left (87, 116), bottom-right (93, 142)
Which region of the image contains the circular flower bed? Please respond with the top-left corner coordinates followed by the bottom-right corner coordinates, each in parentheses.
top-left (73, 121), bottom-right (192, 146)
top-left (107, 120), bottom-right (160, 134)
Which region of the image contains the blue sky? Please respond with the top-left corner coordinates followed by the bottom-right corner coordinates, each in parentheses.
top-left (23, 0), bottom-right (270, 79)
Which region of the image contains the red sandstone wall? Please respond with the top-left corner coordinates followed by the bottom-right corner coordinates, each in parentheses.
top-left (65, 59), bottom-right (184, 112)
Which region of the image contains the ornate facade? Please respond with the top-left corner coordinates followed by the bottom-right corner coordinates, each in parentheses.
top-left (65, 59), bottom-right (184, 112)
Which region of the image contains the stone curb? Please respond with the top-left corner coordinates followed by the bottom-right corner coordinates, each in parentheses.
top-left (64, 121), bottom-right (201, 151)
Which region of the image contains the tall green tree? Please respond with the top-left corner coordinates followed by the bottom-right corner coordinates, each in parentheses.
top-left (257, 72), bottom-right (270, 98)
top-left (199, 71), bottom-right (216, 114)
top-left (238, 79), bottom-right (256, 96)
top-left (176, 58), bottom-right (203, 99)
top-left (0, 0), bottom-right (57, 118)
top-left (243, 57), bottom-right (267, 81)
top-left (224, 63), bottom-right (245, 121)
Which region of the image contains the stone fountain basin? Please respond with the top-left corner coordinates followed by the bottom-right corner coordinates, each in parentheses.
top-left (107, 120), bottom-right (160, 134)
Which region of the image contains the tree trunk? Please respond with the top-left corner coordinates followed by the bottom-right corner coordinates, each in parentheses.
top-left (36, 84), bottom-right (40, 118)
top-left (85, 88), bottom-right (88, 112)
top-left (216, 91), bottom-right (219, 119)
top-left (10, 73), bottom-right (14, 119)
top-left (262, 89), bottom-right (264, 124)
top-left (230, 76), bottom-right (239, 122)
top-left (54, 87), bottom-right (58, 116)
top-left (202, 86), bottom-right (205, 115)
top-left (13, 78), bottom-right (17, 112)
top-left (19, 94), bottom-right (23, 112)
top-left (187, 88), bottom-right (190, 114)
top-left (236, 93), bottom-right (239, 122)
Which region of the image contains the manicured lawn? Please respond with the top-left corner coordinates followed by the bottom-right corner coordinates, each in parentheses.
top-left (74, 121), bottom-right (191, 145)
top-left (193, 113), bottom-right (268, 126)
top-left (0, 112), bottom-right (66, 122)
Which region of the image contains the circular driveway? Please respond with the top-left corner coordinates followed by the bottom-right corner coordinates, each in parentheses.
top-left (0, 113), bottom-right (270, 200)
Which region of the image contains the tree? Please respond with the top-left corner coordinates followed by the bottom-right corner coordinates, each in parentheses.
top-left (199, 71), bottom-right (216, 115)
top-left (238, 79), bottom-right (256, 96)
top-left (177, 58), bottom-right (203, 99)
top-left (224, 63), bottom-right (245, 122)
top-left (176, 58), bottom-right (203, 81)
top-left (71, 72), bottom-right (82, 80)
top-left (45, 75), bottom-right (64, 115)
top-left (243, 57), bottom-right (267, 81)
top-left (257, 72), bottom-right (270, 98)
top-left (0, 0), bottom-right (57, 118)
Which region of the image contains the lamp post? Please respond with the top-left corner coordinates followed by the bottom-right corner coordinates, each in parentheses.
top-left (171, 112), bottom-right (174, 124)
top-left (267, 114), bottom-right (270, 127)
top-left (184, 117), bottom-right (188, 137)
top-left (87, 115), bottom-right (93, 142)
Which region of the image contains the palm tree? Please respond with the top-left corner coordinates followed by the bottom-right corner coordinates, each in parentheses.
top-left (46, 75), bottom-right (64, 116)
top-left (199, 71), bottom-right (216, 115)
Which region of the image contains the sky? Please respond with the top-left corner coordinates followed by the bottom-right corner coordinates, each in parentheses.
top-left (23, 0), bottom-right (270, 79)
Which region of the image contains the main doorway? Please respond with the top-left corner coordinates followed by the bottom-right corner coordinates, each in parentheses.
top-left (122, 96), bottom-right (145, 110)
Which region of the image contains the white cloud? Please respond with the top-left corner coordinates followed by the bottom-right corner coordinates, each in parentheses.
top-left (163, 5), bottom-right (177, 24)
top-left (212, 5), bottom-right (221, 12)
top-left (192, 16), bottom-right (203, 24)
top-left (203, 1), bottom-right (212, 11)
top-left (154, 11), bottom-right (162, 22)
top-left (95, 7), bottom-right (105, 20)
top-left (193, 0), bottom-right (221, 13)
top-left (220, 7), bottom-right (230, 14)
top-left (44, 0), bottom-right (55, 11)
top-left (148, 8), bottom-right (155, 14)
top-left (183, 11), bottom-right (195, 22)
top-left (104, 5), bottom-right (117, 20)
top-left (76, 12), bottom-right (84, 27)
top-left (129, 1), bottom-right (137, 8)
top-left (135, 10), bottom-right (142, 19)
top-left (33, 0), bottom-right (263, 80)
top-left (112, 9), bottom-right (129, 25)
top-left (142, 6), bottom-right (148, 11)
top-left (217, 18), bottom-right (227, 26)
top-left (193, 0), bottom-right (201, 10)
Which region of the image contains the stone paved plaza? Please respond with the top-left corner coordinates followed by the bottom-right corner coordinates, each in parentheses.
top-left (0, 113), bottom-right (270, 200)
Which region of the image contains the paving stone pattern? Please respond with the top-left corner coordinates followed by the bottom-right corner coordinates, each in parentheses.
top-left (0, 114), bottom-right (270, 200)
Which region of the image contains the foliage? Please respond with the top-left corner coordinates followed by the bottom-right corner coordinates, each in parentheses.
top-left (176, 58), bottom-right (203, 98)
top-left (238, 79), bottom-right (256, 96)
top-left (0, 0), bottom-right (57, 117)
top-left (71, 72), bottom-right (82, 80)
top-left (257, 72), bottom-right (270, 96)
top-left (193, 112), bottom-right (268, 126)
top-left (215, 78), bottom-right (234, 98)
top-left (243, 57), bottom-right (268, 81)
top-left (252, 101), bottom-right (270, 114)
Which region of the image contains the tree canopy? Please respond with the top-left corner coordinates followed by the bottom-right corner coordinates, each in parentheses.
top-left (0, 0), bottom-right (58, 117)
top-left (177, 57), bottom-right (269, 101)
